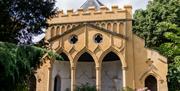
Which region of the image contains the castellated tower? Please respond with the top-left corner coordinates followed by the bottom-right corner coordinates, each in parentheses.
top-left (34, 0), bottom-right (168, 91)
top-left (45, 2), bottom-right (132, 41)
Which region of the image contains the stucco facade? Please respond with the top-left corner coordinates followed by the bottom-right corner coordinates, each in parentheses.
top-left (35, 4), bottom-right (168, 91)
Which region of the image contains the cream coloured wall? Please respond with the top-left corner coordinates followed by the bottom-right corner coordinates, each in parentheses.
top-left (35, 56), bottom-right (51, 91)
top-left (35, 4), bottom-right (168, 91)
top-left (133, 35), bottom-right (168, 91)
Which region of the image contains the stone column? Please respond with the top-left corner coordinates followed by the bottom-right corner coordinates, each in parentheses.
top-left (71, 66), bottom-right (76, 91)
top-left (96, 66), bottom-right (101, 91)
top-left (122, 67), bottom-right (127, 88)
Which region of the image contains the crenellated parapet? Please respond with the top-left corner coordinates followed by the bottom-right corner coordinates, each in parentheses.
top-left (48, 5), bottom-right (132, 24)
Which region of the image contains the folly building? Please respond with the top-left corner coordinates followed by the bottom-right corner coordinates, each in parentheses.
top-left (34, 0), bottom-right (168, 91)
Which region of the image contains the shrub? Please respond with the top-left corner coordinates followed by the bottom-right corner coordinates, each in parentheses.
top-left (75, 83), bottom-right (96, 91)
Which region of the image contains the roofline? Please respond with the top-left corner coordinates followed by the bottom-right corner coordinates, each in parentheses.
top-left (80, 0), bottom-right (89, 8)
top-left (80, 0), bottom-right (104, 10)
top-left (97, 0), bottom-right (104, 6)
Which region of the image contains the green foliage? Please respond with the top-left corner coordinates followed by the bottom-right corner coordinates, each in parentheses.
top-left (0, 0), bottom-right (56, 44)
top-left (0, 0), bottom-right (57, 90)
top-left (75, 83), bottom-right (96, 91)
top-left (0, 42), bottom-right (62, 91)
top-left (133, 0), bottom-right (180, 90)
top-left (48, 51), bottom-right (63, 61)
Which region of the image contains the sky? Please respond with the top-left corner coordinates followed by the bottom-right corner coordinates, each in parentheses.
top-left (33, 0), bottom-right (149, 43)
top-left (56, 0), bottom-right (149, 13)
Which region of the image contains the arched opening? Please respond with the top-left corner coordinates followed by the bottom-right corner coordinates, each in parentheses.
top-left (72, 25), bottom-right (76, 28)
top-left (51, 27), bottom-right (55, 37)
top-left (78, 52), bottom-right (94, 62)
top-left (61, 26), bottom-right (65, 34)
top-left (102, 52), bottom-right (123, 91)
top-left (54, 75), bottom-right (61, 91)
top-left (76, 52), bottom-right (96, 88)
top-left (119, 23), bottom-right (124, 34)
top-left (52, 52), bottom-right (71, 91)
top-left (145, 75), bottom-right (157, 91)
top-left (67, 25), bottom-right (71, 30)
top-left (113, 23), bottom-right (117, 33)
top-left (60, 52), bottom-right (70, 61)
top-left (101, 23), bottom-right (105, 28)
top-left (96, 23), bottom-right (100, 27)
top-left (29, 75), bottom-right (36, 91)
top-left (56, 26), bottom-right (60, 35)
top-left (103, 52), bottom-right (120, 62)
top-left (107, 23), bottom-right (112, 31)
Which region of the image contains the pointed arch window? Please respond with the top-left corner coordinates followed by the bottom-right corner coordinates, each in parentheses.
top-left (103, 52), bottom-right (120, 61)
top-left (60, 52), bottom-right (70, 61)
top-left (101, 51), bottom-right (123, 91)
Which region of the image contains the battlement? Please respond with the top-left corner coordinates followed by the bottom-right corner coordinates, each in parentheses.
top-left (48, 5), bottom-right (132, 24)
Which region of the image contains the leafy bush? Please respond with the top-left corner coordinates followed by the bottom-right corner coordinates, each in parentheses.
top-left (75, 83), bottom-right (96, 91)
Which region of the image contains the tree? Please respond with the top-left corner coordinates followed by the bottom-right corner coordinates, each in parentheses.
top-left (0, 0), bottom-right (18, 43)
top-left (0, 0), bottom-right (58, 90)
top-left (133, 0), bottom-right (180, 90)
top-left (0, 42), bottom-right (62, 91)
top-left (0, 0), bottom-right (56, 44)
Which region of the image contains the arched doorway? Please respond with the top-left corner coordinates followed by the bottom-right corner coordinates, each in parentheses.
top-left (54, 76), bottom-right (61, 91)
top-left (145, 75), bottom-right (157, 91)
top-left (60, 52), bottom-right (70, 61)
top-left (52, 52), bottom-right (71, 91)
top-left (29, 75), bottom-right (36, 91)
top-left (76, 52), bottom-right (96, 88)
top-left (102, 52), bottom-right (123, 91)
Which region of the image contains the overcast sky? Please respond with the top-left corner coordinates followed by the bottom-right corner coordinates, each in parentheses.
top-left (56, 0), bottom-right (149, 13)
